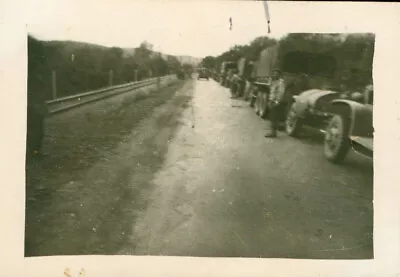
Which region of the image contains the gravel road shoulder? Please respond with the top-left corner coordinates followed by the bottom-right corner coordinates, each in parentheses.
top-left (25, 79), bottom-right (194, 256)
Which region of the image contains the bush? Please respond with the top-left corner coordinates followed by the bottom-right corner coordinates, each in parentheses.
top-left (28, 36), bottom-right (183, 100)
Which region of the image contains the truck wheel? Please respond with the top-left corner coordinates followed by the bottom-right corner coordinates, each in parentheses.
top-left (324, 114), bottom-right (351, 164)
top-left (285, 103), bottom-right (303, 137)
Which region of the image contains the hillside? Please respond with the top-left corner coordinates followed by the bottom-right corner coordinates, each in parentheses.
top-left (28, 36), bottom-right (197, 100)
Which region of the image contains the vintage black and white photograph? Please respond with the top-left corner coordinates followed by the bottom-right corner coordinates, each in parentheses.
top-left (25, 1), bottom-right (374, 259)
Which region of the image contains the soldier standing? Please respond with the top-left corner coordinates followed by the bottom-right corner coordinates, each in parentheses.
top-left (265, 69), bottom-right (286, 138)
top-left (230, 70), bottom-right (240, 98)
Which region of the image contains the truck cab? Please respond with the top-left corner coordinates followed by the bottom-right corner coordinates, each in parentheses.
top-left (230, 58), bottom-right (254, 98)
top-left (220, 62), bottom-right (238, 87)
top-left (251, 43), bottom-right (340, 122)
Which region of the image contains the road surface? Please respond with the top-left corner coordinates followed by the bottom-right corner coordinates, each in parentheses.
top-left (25, 78), bottom-right (373, 259)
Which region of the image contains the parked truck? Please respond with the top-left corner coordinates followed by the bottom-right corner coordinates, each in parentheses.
top-left (247, 36), bottom-right (373, 163)
top-left (219, 61), bottom-right (238, 87)
top-left (230, 57), bottom-right (254, 98)
top-left (249, 42), bottom-right (341, 122)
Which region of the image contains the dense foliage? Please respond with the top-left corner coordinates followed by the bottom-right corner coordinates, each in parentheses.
top-left (28, 36), bottom-right (189, 100)
top-left (201, 36), bottom-right (277, 71)
top-left (201, 33), bottom-right (375, 88)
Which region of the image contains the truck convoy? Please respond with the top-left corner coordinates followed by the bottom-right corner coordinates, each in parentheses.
top-left (212, 35), bottom-right (374, 164)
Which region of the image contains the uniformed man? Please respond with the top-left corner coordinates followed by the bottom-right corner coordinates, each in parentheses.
top-left (230, 70), bottom-right (241, 98)
top-left (265, 69), bottom-right (286, 138)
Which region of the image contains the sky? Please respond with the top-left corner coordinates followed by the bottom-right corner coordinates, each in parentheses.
top-left (27, 0), bottom-right (287, 58)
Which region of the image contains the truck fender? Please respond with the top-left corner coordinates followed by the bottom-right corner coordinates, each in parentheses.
top-left (329, 100), bottom-right (373, 138)
top-left (291, 95), bottom-right (309, 118)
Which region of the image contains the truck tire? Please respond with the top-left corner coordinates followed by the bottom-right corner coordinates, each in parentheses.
top-left (324, 114), bottom-right (351, 164)
top-left (285, 102), bottom-right (303, 137)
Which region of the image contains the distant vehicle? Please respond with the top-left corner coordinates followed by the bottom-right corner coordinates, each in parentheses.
top-left (197, 68), bottom-right (210, 80)
top-left (219, 62), bottom-right (237, 87)
top-left (225, 69), bottom-right (236, 88)
top-left (230, 58), bottom-right (254, 98)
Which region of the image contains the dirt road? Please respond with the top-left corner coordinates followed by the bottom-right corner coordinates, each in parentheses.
top-left (25, 78), bottom-right (373, 259)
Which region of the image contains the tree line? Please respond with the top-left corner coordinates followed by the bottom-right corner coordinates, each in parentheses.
top-left (201, 33), bottom-right (375, 88)
top-left (28, 36), bottom-right (192, 100)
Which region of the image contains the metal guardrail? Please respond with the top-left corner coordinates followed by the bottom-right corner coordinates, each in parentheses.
top-left (46, 75), bottom-right (175, 115)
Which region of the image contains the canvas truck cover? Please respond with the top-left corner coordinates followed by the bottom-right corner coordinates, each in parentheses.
top-left (220, 62), bottom-right (226, 74)
top-left (256, 44), bottom-right (279, 78)
top-left (251, 61), bottom-right (259, 79)
top-left (238, 58), bottom-right (247, 77)
top-left (238, 58), bottom-right (255, 79)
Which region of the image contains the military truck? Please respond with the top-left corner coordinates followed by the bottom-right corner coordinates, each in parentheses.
top-left (219, 61), bottom-right (238, 87)
top-left (230, 57), bottom-right (254, 98)
top-left (249, 41), bottom-right (341, 122)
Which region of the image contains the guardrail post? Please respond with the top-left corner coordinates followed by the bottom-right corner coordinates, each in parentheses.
top-left (109, 70), bottom-right (113, 86)
top-left (52, 70), bottom-right (57, 99)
